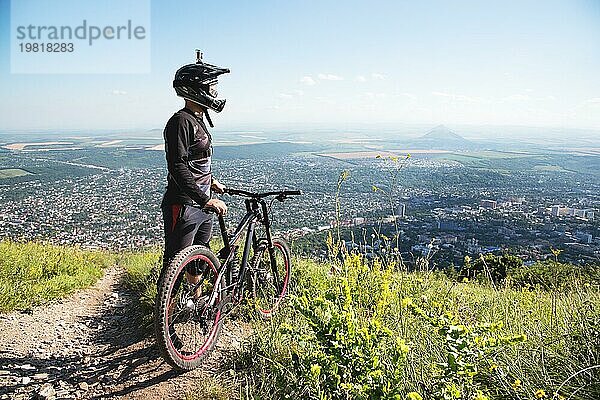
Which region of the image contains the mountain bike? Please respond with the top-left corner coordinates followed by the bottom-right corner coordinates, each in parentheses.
top-left (154, 187), bottom-right (301, 370)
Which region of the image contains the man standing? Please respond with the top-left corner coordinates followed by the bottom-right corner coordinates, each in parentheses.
top-left (161, 51), bottom-right (229, 282)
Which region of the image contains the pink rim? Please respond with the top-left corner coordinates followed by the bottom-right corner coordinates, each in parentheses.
top-left (165, 253), bottom-right (221, 361)
top-left (257, 242), bottom-right (290, 316)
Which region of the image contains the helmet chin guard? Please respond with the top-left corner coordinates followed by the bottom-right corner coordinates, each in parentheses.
top-left (173, 50), bottom-right (230, 126)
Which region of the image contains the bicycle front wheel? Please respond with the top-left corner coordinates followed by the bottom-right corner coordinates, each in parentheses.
top-left (154, 245), bottom-right (224, 370)
top-left (252, 238), bottom-right (291, 318)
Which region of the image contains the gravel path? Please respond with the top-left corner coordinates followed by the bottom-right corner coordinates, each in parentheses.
top-left (0, 266), bottom-right (249, 400)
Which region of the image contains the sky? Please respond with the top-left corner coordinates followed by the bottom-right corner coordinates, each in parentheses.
top-left (0, 0), bottom-right (599, 131)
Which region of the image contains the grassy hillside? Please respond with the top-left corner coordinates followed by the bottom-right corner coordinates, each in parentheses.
top-left (2, 241), bottom-right (598, 399)
top-left (122, 249), bottom-right (599, 400)
top-left (238, 256), bottom-right (599, 400)
top-left (0, 240), bottom-right (116, 312)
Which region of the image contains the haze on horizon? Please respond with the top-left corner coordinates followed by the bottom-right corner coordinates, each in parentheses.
top-left (0, 0), bottom-right (599, 132)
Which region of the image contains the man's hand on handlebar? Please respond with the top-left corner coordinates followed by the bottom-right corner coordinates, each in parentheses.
top-left (211, 178), bottom-right (226, 194)
top-left (205, 198), bottom-right (227, 215)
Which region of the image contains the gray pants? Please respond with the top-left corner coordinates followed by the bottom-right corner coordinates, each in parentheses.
top-left (162, 204), bottom-right (213, 271)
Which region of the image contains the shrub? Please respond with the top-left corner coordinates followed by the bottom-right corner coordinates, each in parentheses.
top-left (460, 254), bottom-right (522, 285)
top-left (242, 255), bottom-right (412, 400)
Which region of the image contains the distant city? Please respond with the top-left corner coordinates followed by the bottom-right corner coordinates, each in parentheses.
top-left (0, 125), bottom-right (598, 267)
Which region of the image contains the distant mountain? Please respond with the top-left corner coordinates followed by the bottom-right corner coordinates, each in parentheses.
top-left (408, 125), bottom-right (475, 150)
top-left (421, 125), bottom-right (465, 141)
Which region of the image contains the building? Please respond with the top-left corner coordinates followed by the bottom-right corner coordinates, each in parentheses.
top-left (508, 196), bottom-right (525, 205)
top-left (437, 220), bottom-right (461, 231)
top-left (551, 205), bottom-right (568, 217)
top-left (537, 206), bottom-right (548, 215)
top-left (396, 203), bottom-right (406, 218)
top-left (480, 200), bottom-right (497, 209)
top-left (586, 210), bottom-right (595, 221)
top-left (576, 232), bottom-right (593, 244)
top-left (351, 217), bottom-right (366, 226)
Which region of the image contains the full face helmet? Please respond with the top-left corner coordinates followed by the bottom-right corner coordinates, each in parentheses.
top-left (173, 50), bottom-right (230, 127)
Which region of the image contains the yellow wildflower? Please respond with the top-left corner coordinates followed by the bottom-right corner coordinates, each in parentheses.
top-left (402, 297), bottom-right (413, 307)
top-left (474, 391), bottom-right (489, 400)
top-left (310, 364), bottom-right (321, 378)
top-left (396, 337), bottom-right (410, 354)
top-left (512, 379), bottom-right (521, 389)
top-left (535, 389), bottom-right (546, 398)
top-left (447, 383), bottom-right (461, 398)
top-left (406, 392), bottom-right (423, 400)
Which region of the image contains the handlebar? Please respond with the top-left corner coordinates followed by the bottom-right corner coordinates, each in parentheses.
top-left (201, 188), bottom-right (301, 214)
top-left (223, 188), bottom-right (302, 199)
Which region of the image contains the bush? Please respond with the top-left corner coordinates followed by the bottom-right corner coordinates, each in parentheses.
top-left (239, 255), bottom-right (412, 399)
top-left (460, 254), bottom-right (522, 285)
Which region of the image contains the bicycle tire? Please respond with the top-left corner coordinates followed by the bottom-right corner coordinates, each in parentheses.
top-left (252, 238), bottom-right (292, 318)
top-left (154, 245), bottom-right (224, 370)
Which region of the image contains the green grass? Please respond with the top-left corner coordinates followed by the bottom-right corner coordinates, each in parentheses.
top-left (0, 240), bottom-right (115, 312)
top-left (122, 250), bottom-right (599, 399)
top-left (0, 168), bottom-right (32, 179)
top-left (117, 247), bottom-right (161, 327)
top-left (237, 256), bottom-right (600, 400)
top-left (10, 239), bottom-right (594, 399)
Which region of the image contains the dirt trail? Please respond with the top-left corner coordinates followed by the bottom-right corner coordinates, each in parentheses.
top-left (0, 266), bottom-right (249, 400)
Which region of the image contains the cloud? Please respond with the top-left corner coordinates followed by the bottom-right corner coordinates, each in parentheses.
top-left (371, 73), bottom-right (386, 80)
top-left (432, 91), bottom-right (479, 103)
top-left (355, 75), bottom-right (367, 82)
top-left (585, 97), bottom-right (600, 104)
top-left (362, 92), bottom-right (387, 100)
top-left (300, 76), bottom-right (316, 86)
top-left (499, 93), bottom-right (558, 103)
top-left (503, 94), bottom-right (530, 101)
top-left (396, 92), bottom-right (417, 101)
top-left (279, 89), bottom-right (305, 99)
top-left (111, 90), bottom-right (127, 95)
top-left (318, 73), bottom-right (344, 81)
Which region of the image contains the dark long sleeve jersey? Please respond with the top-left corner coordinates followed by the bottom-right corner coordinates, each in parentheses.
top-left (161, 108), bottom-right (213, 208)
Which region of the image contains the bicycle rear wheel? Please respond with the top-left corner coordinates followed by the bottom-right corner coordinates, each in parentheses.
top-left (252, 238), bottom-right (291, 318)
top-left (154, 245), bottom-right (224, 370)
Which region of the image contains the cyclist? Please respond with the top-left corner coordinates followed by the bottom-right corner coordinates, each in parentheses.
top-left (161, 51), bottom-right (230, 290)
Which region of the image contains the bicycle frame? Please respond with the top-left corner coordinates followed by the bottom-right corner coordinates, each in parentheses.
top-left (205, 196), bottom-right (280, 309)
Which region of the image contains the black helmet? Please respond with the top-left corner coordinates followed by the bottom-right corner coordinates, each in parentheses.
top-left (173, 50), bottom-right (230, 126)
